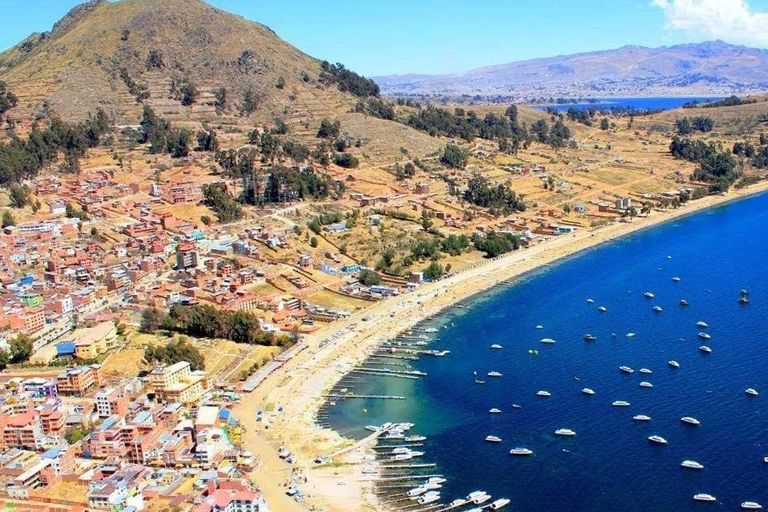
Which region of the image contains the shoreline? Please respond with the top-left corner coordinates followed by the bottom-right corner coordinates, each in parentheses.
top-left (231, 180), bottom-right (768, 512)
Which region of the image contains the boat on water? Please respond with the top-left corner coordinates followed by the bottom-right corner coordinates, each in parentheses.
top-left (639, 368), bottom-right (652, 374)
top-left (669, 360), bottom-right (681, 368)
top-left (509, 448), bottom-right (533, 456)
top-left (584, 334), bottom-right (597, 341)
top-left (698, 332), bottom-right (711, 340)
top-left (541, 338), bottom-right (556, 344)
top-left (673, 277), bottom-right (681, 282)
top-left (536, 324), bottom-right (544, 329)
top-left (697, 321), bottom-right (709, 328)
top-left (681, 417), bottom-right (701, 426)
top-left (491, 344), bottom-right (503, 349)
top-left (586, 298), bottom-right (595, 303)
top-left (490, 498), bottom-right (511, 510)
top-left (487, 371), bottom-right (503, 377)
top-left (739, 289), bottom-right (750, 304)
top-left (470, 492), bottom-right (491, 505)
top-left (681, 460), bottom-right (704, 470)
top-left (428, 477), bottom-right (446, 484)
top-left (764, 457), bottom-right (768, 463)
top-left (449, 498), bottom-right (468, 508)
top-left (582, 388), bottom-right (595, 395)
top-left (489, 408), bottom-right (502, 414)
top-left (537, 390), bottom-right (552, 397)
top-left (746, 388), bottom-right (760, 396)
top-left (653, 306), bottom-right (663, 312)
top-left (644, 292), bottom-right (655, 298)
top-left (639, 382), bottom-right (653, 388)
top-left (475, 380), bottom-right (486, 385)
top-left (423, 327), bottom-right (439, 333)
top-left (741, 502), bottom-right (763, 510)
top-left (699, 346), bottom-right (713, 353)
top-left (613, 400), bottom-right (631, 407)
top-left (365, 425), bottom-right (380, 432)
top-left (512, 404), bottom-right (522, 409)
top-left (418, 491), bottom-right (441, 505)
top-left (405, 435), bottom-right (426, 442)
top-left (633, 415), bottom-right (652, 421)
top-left (648, 435), bottom-right (668, 445)
top-left (693, 494), bottom-right (717, 502)
top-left (485, 435), bottom-right (502, 443)
top-left (626, 332), bottom-right (636, 338)
top-left (407, 486), bottom-right (428, 497)
top-left (620, 366), bottom-right (634, 374)
top-left (680, 299), bottom-right (690, 306)
top-left (598, 306), bottom-right (607, 312)
top-left (555, 428), bottom-right (576, 436)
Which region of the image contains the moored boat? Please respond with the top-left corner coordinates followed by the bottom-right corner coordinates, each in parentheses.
top-left (681, 460), bottom-right (704, 470)
top-left (620, 366), bottom-right (634, 374)
top-left (746, 388), bottom-right (759, 396)
top-left (489, 408), bottom-right (502, 414)
top-left (584, 334), bottom-right (597, 341)
top-left (668, 360), bottom-right (680, 368)
top-left (491, 344), bottom-right (503, 349)
top-left (699, 346), bottom-right (712, 353)
top-left (487, 371), bottom-right (503, 377)
top-left (639, 368), bottom-right (652, 374)
top-left (648, 435), bottom-right (668, 445)
top-left (490, 498), bottom-right (511, 510)
top-left (555, 428), bottom-right (576, 436)
top-left (698, 332), bottom-right (711, 340)
top-left (742, 502), bottom-right (763, 510)
top-left (509, 448), bottom-right (533, 456)
top-left (693, 494), bottom-right (716, 502)
top-left (639, 381), bottom-right (653, 388)
top-left (541, 338), bottom-right (556, 344)
top-left (696, 321), bottom-right (708, 328)
top-left (581, 388), bottom-right (595, 395)
top-left (536, 390), bottom-right (552, 397)
top-left (653, 306), bottom-right (663, 312)
top-left (681, 416), bottom-right (701, 426)
top-left (644, 292), bottom-right (655, 298)
top-left (633, 415), bottom-right (651, 421)
top-left (485, 435), bottom-right (502, 443)
top-left (613, 400), bottom-right (631, 407)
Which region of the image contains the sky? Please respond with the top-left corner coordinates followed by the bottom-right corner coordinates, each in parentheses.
top-left (2, 0), bottom-right (768, 76)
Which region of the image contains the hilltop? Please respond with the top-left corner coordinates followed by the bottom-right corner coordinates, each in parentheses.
top-left (0, 0), bottom-right (365, 125)
top-left (374, 41), bottom-right (768, 98)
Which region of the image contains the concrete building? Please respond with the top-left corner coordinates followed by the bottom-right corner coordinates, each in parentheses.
top-left (150, 362), bottom-right (208, 404)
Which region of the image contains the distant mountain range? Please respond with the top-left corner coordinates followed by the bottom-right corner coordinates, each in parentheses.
top-left (373, 41), bottom-right (768, 98)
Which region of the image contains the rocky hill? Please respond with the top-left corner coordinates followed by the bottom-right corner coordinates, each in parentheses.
top-left (0, 0), bottom-right (361, 125)
top-left (374, 41), bottom-right (768, 98)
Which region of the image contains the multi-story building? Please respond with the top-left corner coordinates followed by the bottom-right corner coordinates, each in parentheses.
top-left (56, 364), bottom-right (102, 396)
top-left (95, 387), bottom-right (129, 418)
top-left (150, 362), bottom-right (208, 404)
top-left (195, 480), bottom-right (269, 512)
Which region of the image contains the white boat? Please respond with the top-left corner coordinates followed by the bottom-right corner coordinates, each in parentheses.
top-left (626, 332), bottom-right (636, 338)
top-left (697, 321), bottom-right (709, 328)
top-left (489, 408), bottom-right (502, 414)
top-left (639, 382), bottom-right (654, 388)
top-left (699, 346), bottom-right (712, 353)
top-left (467, 491), bottom-right (486, 502)
top-left (653, 306), bottom-right (663, 312)
top-left (536, 324), bottom-right (544, 329)
top-left (418, 491), bottom-right (441, 505)
top-left (613, 400), bottom-right (631, 407)
top-left (424, 327), bottom-right (439, 333)
top-left (586, 298), bottom-right (595, 303)
top-left (428, 477), bottom-right (446, 484)
top-left (598, 306), bottom-right (607, 312)
top-left (746, 388), bottom-right (760, 396)
top-left (668, 360), bottom-right (680, 368)
top-left (698, 332), bottom-right (711, 340)
top-left (648, 435), bottom-right (668, 445)
top-left (681, 460), bottom-right (704, 470)
top-left (644, 292), bottom-right (655, 298)
top-left (407, 486), bottom-right (427, 497)
top-left (487, 371), bottom-right (502, 377)
top-left (541, 338), bottom-right (556, 344)
top-left (673, 277), bottom-right (681, 282)
top-left (693, 494), bottom-right (717, 502)
top-left (582, 388), bottom-right (595, 395)
top-left (742, 502), bottom-right (763, 510)
top-left (474, 494), bottom-right (492, 505)
top-left (639, 368), bottom-right (652, 374)
top-left (449, 499), bottom-right (468, 508)
top-left (620, 366), bottom-right (634, 374)
top-left (681, 416), bottom-right (701, 426)
top-left (365, 425), bottom-right (380, 432)
top-left (392, 447), bottom-right (411, 454)
top-left (555, 428), bottom-right (576, 436)
top-left (583, 334), bottom-right (597, 341)
top-left (680, 299), bottom-right (690, 306)
top-left (491, 344), bottom-right (503, 349)
top-left (490, 498), bottom-right (511, 510)
top-left (633, 415), bottom-right (652, 421)
top-left (764, 457), bottom-right (768, 463)
top-left (405, 435), bottom-right (426, 442)
top-left (509, 448), bottom-right (533, 456)
top-left (536, 390), bottom-right (552, 397)
top-left (485, 435), bottom-right (502, 443)
top-left (512, 404), bottom-right (522, 409)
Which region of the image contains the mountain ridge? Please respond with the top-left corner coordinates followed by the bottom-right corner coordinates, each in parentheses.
top-left (374, 41), bottom-right (768, 97)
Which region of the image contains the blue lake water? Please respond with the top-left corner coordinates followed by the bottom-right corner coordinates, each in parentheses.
top-left (325, 191), bottom-right (768, 511)
top-left (530, 97), bottom-right (723, 112)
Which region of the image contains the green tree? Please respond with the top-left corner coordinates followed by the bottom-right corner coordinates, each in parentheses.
top-left (10, 335), bottom-right (33, 364)
top-left (600, 118), bottom-right (610, 131)
top-left (310, 236), bottom-right (318, 248)
top-left (358, 269), bottom-right (381, 286)
top-left (8, 184), bottom-right (31, 209)
top-left (440, 144), bottom-right (469, 169)
top-left (0, 349), bottom-right (9, 371)
top-left (423, 261), bottom-right (444, 280)
top-left (140, 307), bottom-right (165, 333)
top-left (2, 210), bottom-right (16, 228)
top-left (334, 153), bottom-right (359, 168)
top-left (317, 119), bottom-right (341, 139)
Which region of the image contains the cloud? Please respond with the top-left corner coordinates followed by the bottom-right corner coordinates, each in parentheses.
top-left (651, 0), bottom-right (768, 47)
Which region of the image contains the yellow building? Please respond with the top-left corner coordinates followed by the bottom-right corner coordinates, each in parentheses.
top-left (150, 361), bottom-right (208, 404)
top-left (73, 322), bottom-right (117, 360)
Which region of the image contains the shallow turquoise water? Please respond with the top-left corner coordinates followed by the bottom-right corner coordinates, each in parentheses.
top-left (325, 191), bottom-right (768, 511)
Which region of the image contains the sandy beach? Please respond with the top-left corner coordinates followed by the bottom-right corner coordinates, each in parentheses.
top-left (231, 180), bottom-right (768, 512)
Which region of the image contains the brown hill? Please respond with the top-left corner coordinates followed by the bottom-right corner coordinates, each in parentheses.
top-left (0, 0), bottom-right (355, 125)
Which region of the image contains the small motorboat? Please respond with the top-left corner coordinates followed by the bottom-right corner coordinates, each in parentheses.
top-left (485, 435), bottom-right (502, 443)
top-left (668, 360), bottom-right (680, 368)
top-left (536, 324), bottom-right (544, 329)
top-left (648, 435), bottom-right (668, 445)
top-left (680, 299), bottom-right (690, 306)
top-left (696, 321), bottom-right (709, 328)
top-left (537, 390), bottom-right (552, 397)
top-left (489, 408), bottom-right (502, 414)
top-left (653, 306), bottom-right (663, 312)
top-left (541, 338), bottom-right (556, 344)
top-left (581, 388), bottom-right (595, 395)
top-left (613, 400), bottom-right (631, 407)
top-left (693, 494), bottom-right (717, 502)
top-left (598, 306), bottom-right (607, 312)
top-left (490, 498), bottom-right (511, 510)
top-left (488, 371), bottom-right (503, 377)
top-left (509, 448), bottom-right (533, 456)
top-left (639, 368), bottom-right (652, 374)
top-left (644, 292), bottom-right (655, 298)
top-left (745, 388), bottom-right (759, 396)
top-left (681, 417), bottom-right (701, 426)
top-left (586, 298), bottom-right (595, 303)
top-left (699, 346), bottom-right (712, 354)
top-left (681, 460), bottom-right (704, 470)
top-left (639, 382), bottom-right (653, 388)
top-left (633, 415), bottom-right (651, 421)
top-left (620, 366), bottom-right (634, 374)
top-left (491, 344), bottom-right (503, 349)
top-left (741, 502), bottom-right (763, 510)
top-left (672, 277), bottom-right (681, 282)
top-left (698, 332), bottom-right (711, 340)
top-left (626, 332), bottom-right (636, 338)
top-left (584, 334), bottom-right (597, 341)
top-left (555, 429), bottom-right (576, 436)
